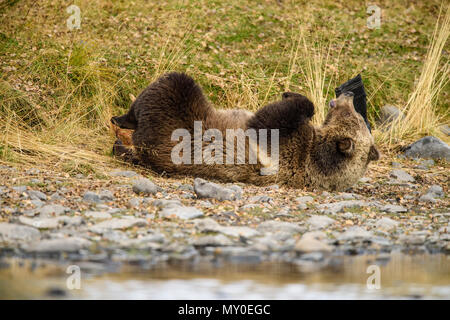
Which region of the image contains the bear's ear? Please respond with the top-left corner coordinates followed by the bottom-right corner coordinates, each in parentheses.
top-left (111, 115), bottom-right (137, 130)
top-left (368, 145), bottom-right (380, 161)
top-left (337, 137), bottom-right (355, 156)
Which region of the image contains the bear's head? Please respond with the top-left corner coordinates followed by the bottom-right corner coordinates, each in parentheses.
top-left (306, 92), bottom-right (380, 191)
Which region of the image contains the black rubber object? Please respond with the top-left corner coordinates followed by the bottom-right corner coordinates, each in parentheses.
top-left (335, 74), bottom-right (371, 132)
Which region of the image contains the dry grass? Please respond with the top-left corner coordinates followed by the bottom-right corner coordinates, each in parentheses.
top-left (289, 29), bottom-right (344, 125)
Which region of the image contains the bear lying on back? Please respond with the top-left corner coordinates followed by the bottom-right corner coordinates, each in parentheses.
top-left (111, 72), bottom-right (379, 191)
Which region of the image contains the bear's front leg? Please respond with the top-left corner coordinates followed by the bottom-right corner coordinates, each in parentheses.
top-left (112, 139), bottom-right (140, 165)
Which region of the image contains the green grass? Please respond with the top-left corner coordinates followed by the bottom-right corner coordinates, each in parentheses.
top-left (0, 0), bottom-right (448, 172)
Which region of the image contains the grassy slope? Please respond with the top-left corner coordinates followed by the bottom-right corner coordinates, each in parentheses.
top-left (0, 0), bottom-right (448, 175)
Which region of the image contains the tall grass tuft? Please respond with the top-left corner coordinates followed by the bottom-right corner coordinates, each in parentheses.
top-left (285, 28), bottom-right (343, 125)
top-left (375, 5), bottom-right (450, 146)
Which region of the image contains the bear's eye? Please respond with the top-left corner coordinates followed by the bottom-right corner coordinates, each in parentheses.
top-left (337, 137), bottom-right (354, 155)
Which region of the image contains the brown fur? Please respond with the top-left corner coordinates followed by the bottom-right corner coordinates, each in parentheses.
top-left (111, 72), bottom-right (379, 191)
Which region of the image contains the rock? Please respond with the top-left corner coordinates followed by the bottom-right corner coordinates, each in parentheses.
top-left (159, 205), bottom-right (204, 220)
top-left (58, 216), bottom-right (83, 227)
top-left (440, 124), bottom-right (450, 136)
top-left (90, 218), bottom-right (147, 233)
top-left (110, 170), bottom-right (138, 177)
top-left (191, 234), bottom-right (233, 246)
top-left (359, 177), bottom-right (371, 183)
top-left (220, 211), bottom-right (239, 220)
top-left (333, 193), bottom-right (357, 200)
top-left (297, 252), bottom-right (325, 263)
top-left (375, 217), bottom-right (399, 231)
top-left (272, 231), bottom-right (295, 242)
top-left (307, 215), bottom-right (336, 230)
top-left (50, 192), bottom-right (64, 201)
top-left (381, 204), bottom-right (407, 213)
top-left (194, 218), bottom-right (221, 232)
top-left (181, 193), bottom-right (194, 199)
top-left (399, 234), bottom-right (426, 245)
top-left (295, 196), bottom-right (314, 204)
top-left (12, 186), bottom-right (27, 193)
top-left (317, 200), bottom-right (373, 214)
top-left (389, 169), bottom-right (415, 182)
top-left (26, 190), bottom-right (47, 201)
top-left (426, 185), bottom-right (444, 198)
top-left (193, 178), bottom-right (242, 201)
top-left (177, 184), bottom-right (194, 191)
top-left (378, 105), bottom-right (402, 126)
top-left (219, 226), bottom-right (260, 238)
top-left (342, 212), bottom-right (354, 219)
top-left (338, 226), bottom-right (373, 241)
top-left (0, 223), bottom-right (40, 243)
top-left (95, 204), bottom-right (111, 211)
top-left (227, 185), bottom-right (243, 195)
top-left (102, 230), bottom-right (129, 243)
top-left (404, 136), bottom-right (450, 161)
top-left (128, 197), bottom-right (143, 208)
top-left (22, 237), bottom-right (91, 253)
top-left (276, 208), bottom-right (292, 218)
top-left (198, 200), bottom-right (213, 208)
top-left (249, 195), bottom-right (272, 203)
top-left (18, 216), bottom-right (59, 229)
top-left (257, 220), bottom-right (303, 235)
top-left (241, 204), bottom-right (258, 210)
top-left (83, 191), bottom-right (101, 203)
top-left (38, 204), bottom-right (70, 217)
top-left (152, 199), bottom-right (182, 208)
top-left (295, 232), bottom-right (332, 253)
top-left (119, 233), bottom-right (166, 247)
top-left (30, 199), bottom-right (44, 207)
top-left (132, 178), bottom-right (158, 195)
top-left (251, 235), bottom-right (283, 251)
top-left (99, 190), bottom-right (114, 201)
top-left (194, 218), bottom-right (259, 238)
top-left (419, 185), bottom-right (444, 203)
top-left (219, 247), bottom-right (262, 264)
top-left (84, 211), bottom-right (112, 220)
top-left (419, 193), bottom-right (436, 203)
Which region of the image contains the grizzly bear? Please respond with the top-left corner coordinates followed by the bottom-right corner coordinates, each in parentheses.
top-left (111, 72), bottom-right (379, 191)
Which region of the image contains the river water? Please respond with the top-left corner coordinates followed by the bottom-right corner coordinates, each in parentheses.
top-left (1, 253), bottom-right (449, 299)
